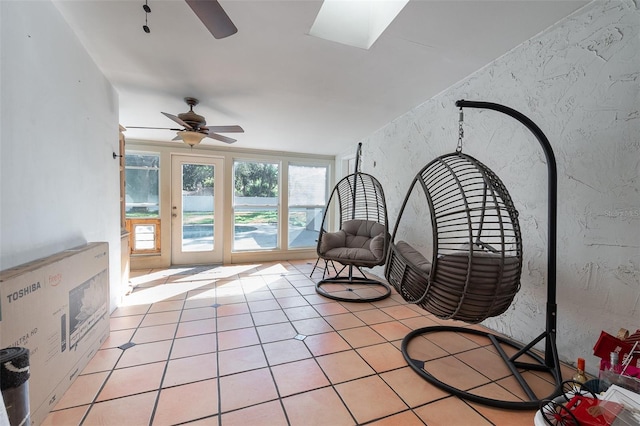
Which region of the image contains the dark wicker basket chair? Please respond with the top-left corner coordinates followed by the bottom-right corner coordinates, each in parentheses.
top-left (315, 172), bottom-right (391, 302)
top-left (385, 151), bottom-right (523, 323)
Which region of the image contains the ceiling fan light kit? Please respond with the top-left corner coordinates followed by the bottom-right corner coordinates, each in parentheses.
top-left (127, 97), bottom-right (244, 147)
top-left (177, 131), bottom-right (206, 147)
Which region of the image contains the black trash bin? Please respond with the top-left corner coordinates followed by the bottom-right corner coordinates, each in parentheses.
top-left (0, 347), bottom-right (30, 426)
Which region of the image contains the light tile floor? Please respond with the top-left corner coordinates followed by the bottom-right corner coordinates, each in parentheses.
top-left (43, 260), bottom-right (573, 425)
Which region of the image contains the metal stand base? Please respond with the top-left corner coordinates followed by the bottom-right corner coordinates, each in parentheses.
top-left (402, 325), bottom-right (562, 410)
top-left (315, 264), bottom-right (391, 303)
top-left (310, 258), bottom-right (337, 279)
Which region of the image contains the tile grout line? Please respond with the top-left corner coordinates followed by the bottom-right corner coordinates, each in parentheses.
top-left (77, 299), bottom-right (156, 425)
top-left (215, 274), bottom-right (224, 426)
top-left (146, 276), bottom-right (198, 426)
top-left (245, 269), bottom-right (293, 425)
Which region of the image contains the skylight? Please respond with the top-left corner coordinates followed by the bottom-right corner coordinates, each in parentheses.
top-left (309, 0), bottom-right (409, 50)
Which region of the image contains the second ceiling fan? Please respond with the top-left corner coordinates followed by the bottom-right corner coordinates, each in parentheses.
top-left (128, 97), bottom-right (244, 147)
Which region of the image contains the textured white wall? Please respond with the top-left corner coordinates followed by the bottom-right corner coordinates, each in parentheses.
top-left (1, 1), bottom-right (122, 310)
top-left (361, 0), bottom-right (639, 374)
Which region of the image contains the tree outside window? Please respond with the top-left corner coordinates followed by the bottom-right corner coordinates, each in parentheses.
top-left (233, 161), bottom-right (279, 251)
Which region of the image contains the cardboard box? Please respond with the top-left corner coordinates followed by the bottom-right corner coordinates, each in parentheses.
top-left (1, 242), bottom-right (110, 426)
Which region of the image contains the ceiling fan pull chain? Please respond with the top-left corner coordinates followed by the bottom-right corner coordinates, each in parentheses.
top-left (456, 107), bottom-right (464, 153)
top-left (142, 0), bottom-right (151, 34)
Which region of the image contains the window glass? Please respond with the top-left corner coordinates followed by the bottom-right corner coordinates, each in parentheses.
top-left (181, 163), bottom-right (214, 252)
top-left (233, 160), bottom-right (279, 251)
top-left (125, 153), bottom-right (160, 218)
top-left (288, 164), bottom-right (328, 248)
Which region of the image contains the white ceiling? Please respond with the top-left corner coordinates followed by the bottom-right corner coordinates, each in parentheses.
top-left (53, 0), bottom-right (588, 156)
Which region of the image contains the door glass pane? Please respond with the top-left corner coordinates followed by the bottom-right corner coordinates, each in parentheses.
top-left (182, 163), bottom-right (214, 252)
top-left (288, 165), bottom-right (327, 248)
top-left (233, 160), bottom-right (279, 251)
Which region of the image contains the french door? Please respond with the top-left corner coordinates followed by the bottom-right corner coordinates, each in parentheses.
top-left (171, 155), bottom-right (224, 265)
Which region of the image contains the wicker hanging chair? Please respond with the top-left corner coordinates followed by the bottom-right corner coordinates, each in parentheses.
top-left (385, 152), bottom-right (523, 323)
top-left (385, 100), bottom-right (563, 411)
top-left (314, 145), bottom-right (391, 302)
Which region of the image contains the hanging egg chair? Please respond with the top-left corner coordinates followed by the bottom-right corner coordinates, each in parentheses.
top-left (314, 143), bottom-right (392, 302)
top-left (384, 100), bottom-right (562, 410)
top-left (385, 151), bottom-right (523, 323)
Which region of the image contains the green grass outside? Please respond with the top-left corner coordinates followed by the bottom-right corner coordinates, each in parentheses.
top-left (127, 211), bottom-right (307, 226)
top-left (235, 211), bottom-right (277, 224)
top-left (126, 212), bottom-right (159, 219)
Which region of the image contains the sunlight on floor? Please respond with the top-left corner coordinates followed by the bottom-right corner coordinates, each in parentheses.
top-left (123, 263), bottom-right (295, 306)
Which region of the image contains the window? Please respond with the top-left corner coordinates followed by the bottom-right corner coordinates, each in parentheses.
top-left (288, 164), bottom-right (328, 248)
top-left (125, 153), bottom-right (160, 254)
top-left (233, 160), bottom-right (279, 251)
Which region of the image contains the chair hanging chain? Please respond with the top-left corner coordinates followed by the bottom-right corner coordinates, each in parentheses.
top-left (355, 142), bottom-right (363, 173)
top-left (456, 107), bottom-right (464, 153)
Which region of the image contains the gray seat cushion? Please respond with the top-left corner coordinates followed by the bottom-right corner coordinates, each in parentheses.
top-left (318, 219), bottom-right (387, 265)
top-left (395, 241), bottom-right (431, 273)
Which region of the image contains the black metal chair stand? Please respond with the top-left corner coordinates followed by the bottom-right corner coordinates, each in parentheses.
top-left (309, 257), bottom-right (337, 280)
top-left (315, 262), bottom-right (391, 303)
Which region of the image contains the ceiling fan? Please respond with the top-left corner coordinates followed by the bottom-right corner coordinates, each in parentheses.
top-left (186, 0), bottom-right (237, 39)
top-left (127, 97), bottom-right (244, 147)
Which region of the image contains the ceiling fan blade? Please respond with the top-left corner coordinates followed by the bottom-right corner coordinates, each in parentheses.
top-left (185, 0), bottom-right (238, 39)
top-left (207, 133), bottom-right (236, 144)
top-left (204, 125), bottom-right (244, 133)
top-left (125, 126), bottom-right (182, 131)
top-left (162, 111), bottom-right (193, 130)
